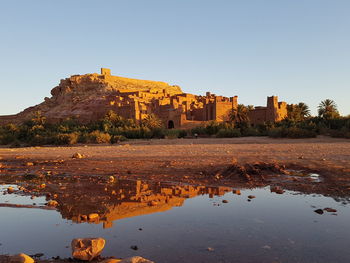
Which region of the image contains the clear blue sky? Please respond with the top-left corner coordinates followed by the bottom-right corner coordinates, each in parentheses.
top-left (0, 0), bottom-right (349, 116)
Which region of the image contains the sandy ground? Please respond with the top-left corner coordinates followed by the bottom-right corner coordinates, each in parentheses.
top-left (0, 136), bottom-right (350, 262)
top-left (0, 136), bottom-right (349, 178)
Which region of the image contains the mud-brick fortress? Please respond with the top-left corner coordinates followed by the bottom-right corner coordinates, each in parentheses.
top-left (0, 68), bottom-right (288, 128)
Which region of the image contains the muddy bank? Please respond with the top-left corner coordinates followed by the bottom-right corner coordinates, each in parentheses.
top-left (0, 137), bottom-right (349, 198)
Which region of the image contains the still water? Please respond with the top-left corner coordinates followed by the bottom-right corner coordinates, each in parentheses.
top-left (0, 181), bottom-right (349, 263)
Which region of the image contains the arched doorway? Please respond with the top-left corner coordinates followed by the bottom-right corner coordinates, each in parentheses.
top-left (168, 120), bottom-right (175, 129)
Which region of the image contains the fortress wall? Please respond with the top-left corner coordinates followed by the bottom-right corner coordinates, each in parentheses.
top-left (249, 108), bottom-right (267, 125)
top-left (215, 101), bottom-right (235, 122)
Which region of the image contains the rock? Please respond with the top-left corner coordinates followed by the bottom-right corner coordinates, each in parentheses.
top-left (324, 207), bottom-right (337, 213)
top-left (233, 189), bottom-right (241, 195)
top-left (261, 245), bottom-right (271, 249)
top-left (248, 195), bottom-right (255, 199)
top-left (7, 187), bottom-right (15, 193)
top-left (88, 213), bottom-right (99, 220)
top-left (47, 200), bottom-right (59, 207)
top-left (207, 247), bottom-right (214, 251)
top-left (270, 186), bottom-right (284, 194)
top-left (222, 200), bottom-right (228, 203)
top-left (71, 237), bottom-right (105, 261)
top-left (148, 200), bottom-right (158, 206)
top-left (108, 176), bottom-right (115, 183)
top-left (25, 162), bottom-right (34, 166)
top-left (72, 153), bottom-right (84, 159)
top-left (314, 209), bottom-right (324, 215)
top-left (101, 259), bottom-right (122, 263)
top-left (130, 245), bottom-right (138, 250)
top-left (119, 256), bottom-right (154, 263)
top-left (9, 253), bottom-right (34, 263)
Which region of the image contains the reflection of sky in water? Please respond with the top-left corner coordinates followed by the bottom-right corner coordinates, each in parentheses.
top-left (0, 185), bottom-right (47, 206)
top-left (0, 186), bottom-right (349, 263)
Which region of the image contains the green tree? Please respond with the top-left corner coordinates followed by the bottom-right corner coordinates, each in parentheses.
top-left (142, 114), bottom-right (163, 129)
top-left (318, 99), bottom-right (340, 120)
top-left (287, 102), bottom-right (310, 121)
top-left (230, 104), bottom-right (250, 126)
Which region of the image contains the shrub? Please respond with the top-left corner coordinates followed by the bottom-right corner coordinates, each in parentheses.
top-left (216, 128), bottom-right (241, 138)
top-left (121, 127), bottom-right (153, 139)
top-left (88, 131), bottom-right (111, 144)
top-left (191, 126), bottom-right (207, 136)
top-left (286, 127), bottom-right (317, 138)
top-left (205, 121), bottom-right (222, 135)
top-left (110, 135), bottom-right (127, 144)
top-left (329, 128), bottom-right (350, 139)
top-left (0, 133), bottom-right (17, 145)
top-left (29, 134), bottom-right (51, 146)
top-left (54, 133), bottom-right (79, 145)
top-left (164, 129), bottom-right (187, 139)
top-left (241, 127), bottom-right (260, 136)
top-left (150, 127), bottom-right (165, 139)
top-left (268, 127), bottom-right (316, 138)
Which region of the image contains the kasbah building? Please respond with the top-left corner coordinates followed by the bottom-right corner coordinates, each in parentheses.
top-left (0, 68), bottom-right (288, 128)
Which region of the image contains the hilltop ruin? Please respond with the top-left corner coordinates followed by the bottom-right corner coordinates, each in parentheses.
top-left (0, 68), bottom-right (287, 128)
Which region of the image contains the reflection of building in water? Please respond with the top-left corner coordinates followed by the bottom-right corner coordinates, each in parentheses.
top-left (58, 179), bottom-right (232, 228)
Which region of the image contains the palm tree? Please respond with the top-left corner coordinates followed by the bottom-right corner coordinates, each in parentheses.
top-left (318, 99), bottom-right (339, 119)
top-left (142, 114), bottom-right (163, 129)
top-left (230, 104), bottom-right (250, 125)
top-left (287, 102), bottom-right (310, 121)
top-left (297, 102), bottom-right (311, 119)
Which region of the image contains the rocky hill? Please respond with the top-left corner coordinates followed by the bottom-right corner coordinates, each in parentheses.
top-left (0, 68), bottom-right (183, 124)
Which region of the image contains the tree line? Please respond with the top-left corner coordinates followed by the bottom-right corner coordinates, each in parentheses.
top-left (0, 99), bottom-right (349, 146)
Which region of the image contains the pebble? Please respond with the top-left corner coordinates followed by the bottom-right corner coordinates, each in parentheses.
top-left (7, 187), bottom-right (15, 193)
top-left (88, 213), bottom-right (99, 220)
top-left (47, 200), bottom-right (59, 207)
top-left (130, 245), bottom-right (138, 250)
top-left (314, 209), bottom-right (324, 215)
top-left (324, 207), bottom-right (337, 213)
top-left (72, 153), bottom-right (84, 159)
top-left (148, 200), bottom-right (158, 206)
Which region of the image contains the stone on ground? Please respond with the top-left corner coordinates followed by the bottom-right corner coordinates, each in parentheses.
top-left (71, 237), bottom-right (105, 261)
top-left (9, 253), bottom-right (34, 263)
top-left (120, 256), bottom-right (154, 263)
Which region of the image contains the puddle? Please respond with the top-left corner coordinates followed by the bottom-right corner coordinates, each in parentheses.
top-left (0, 180), bottom-right (350, 263)
top-left (0, 184), bottom-right (47, 206)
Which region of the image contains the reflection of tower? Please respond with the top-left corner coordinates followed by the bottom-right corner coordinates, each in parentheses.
top-left (103, 221), bottom-right (113, 229)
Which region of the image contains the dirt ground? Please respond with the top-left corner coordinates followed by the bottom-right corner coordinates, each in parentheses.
top-left (0, 136), bottom-right (350, 262)
top-left (0, 136), bottom-right (349, 179)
